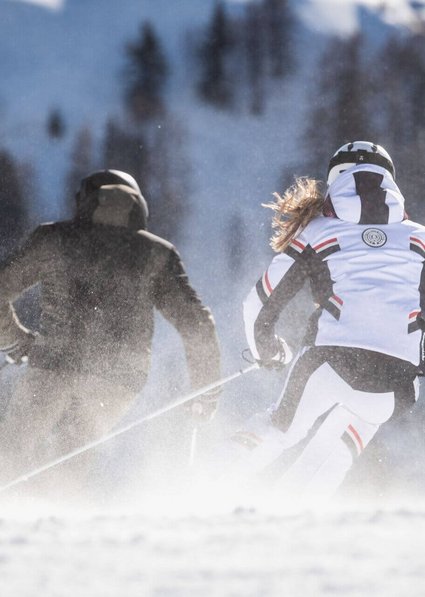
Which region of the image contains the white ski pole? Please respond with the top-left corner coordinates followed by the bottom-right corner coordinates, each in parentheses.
top-left (188, 425), bottom-right (198, 467)
top-left (0, 363), bottom-right (259, 494)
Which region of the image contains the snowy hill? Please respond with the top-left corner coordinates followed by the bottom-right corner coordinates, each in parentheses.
top-left (0, 0), bottom-right (418, 224)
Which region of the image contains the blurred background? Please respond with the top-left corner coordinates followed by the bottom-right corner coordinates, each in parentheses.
top-left (1, 0), bottom-right (425, 501)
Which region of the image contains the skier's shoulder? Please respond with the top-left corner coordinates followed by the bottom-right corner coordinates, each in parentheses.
top-left (32, 219), bottom-right (75, 238)
top-left (19, 220), bottom-right (70, 250)
top-left (135, 229), bottom-right (176, 253)
top-left (302, 214), bottom-right (342, 238)
top-left (401, 218), bottom-right (425, 236)
top-left (135, 230), bottom-right (183, 273)
top-left (289, 214), bottom-right (339, 249)
top-left (265, 217), bottom-right (330, 268)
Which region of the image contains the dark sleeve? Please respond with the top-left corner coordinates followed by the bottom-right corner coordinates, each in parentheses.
top-left (0, 226), bottom-right (48, 348)
top-left (243, 245), bottom-right (310, 361)
top-left (420, 261), bottom-right (425, 315)
top-left (153, 247), bottom-right (221, 389)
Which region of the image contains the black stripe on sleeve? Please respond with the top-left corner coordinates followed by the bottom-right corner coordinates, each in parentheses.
top-left (408, 320), bottom-right (420, 334)
top-left (324, 299), bottom-right (341, 321)
top-left (284, 245), bottom-right (303, 261)
top-left (255, 278), bottom-right (268, 305)
top-left (410, 243), bottom-right (425, 260)
top-left (307, 247), bottom-right (338, 310)
top-left (316, 244), bottom-right (340, 260)
top-left (420, 261), bottom-right (425, 314)
top-left (253, 255), bottom-right (309, 360)
top-left (341, 431), bottom-right (359, 460)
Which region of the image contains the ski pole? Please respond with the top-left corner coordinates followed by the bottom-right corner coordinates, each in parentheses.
top-left (0, 360), bottom-right (11, 372)
top-left (188, 425), bottom-right (198, 467)
top-left (0, 363), bottom-right (259, 494)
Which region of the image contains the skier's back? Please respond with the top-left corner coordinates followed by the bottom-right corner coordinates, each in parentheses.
top-left (226, 141), bottom-right (425, 501)
top-left (0, 170), bottom-right (221, 493)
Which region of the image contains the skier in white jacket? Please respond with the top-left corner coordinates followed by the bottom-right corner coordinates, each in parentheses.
top-left (230, 141), bottom-right (425, 501)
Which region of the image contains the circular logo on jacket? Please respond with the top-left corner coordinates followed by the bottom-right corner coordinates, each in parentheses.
top-left (362, 228), bottom-right (387, 247)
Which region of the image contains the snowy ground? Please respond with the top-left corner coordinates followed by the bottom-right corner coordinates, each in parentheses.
top-left (0, 363), bottom-right (424, 597)
top-left (0, 494), bottom-right (424, 597)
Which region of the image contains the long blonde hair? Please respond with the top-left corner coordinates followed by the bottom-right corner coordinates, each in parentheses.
top-left (264, 177), bottom-right (325, 253)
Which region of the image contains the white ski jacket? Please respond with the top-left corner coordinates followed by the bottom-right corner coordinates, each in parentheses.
top-left (244, 164), bottom-right (425, 366)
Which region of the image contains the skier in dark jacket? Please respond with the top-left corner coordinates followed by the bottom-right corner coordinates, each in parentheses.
top-left (0, 169), bottom-right (221, 492)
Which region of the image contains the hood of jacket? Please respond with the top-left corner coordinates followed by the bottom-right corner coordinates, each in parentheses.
top-left (326, 164), bottom-right (405, 225)
top-left (76, 170), bottom-right (149, 230)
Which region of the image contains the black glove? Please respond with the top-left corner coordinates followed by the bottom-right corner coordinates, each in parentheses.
top-left (417, 314), bottom-right (425, 331)
top-left (256, 337), bottom-right (292, 370)
top-left (419, 326), bottom-right (425, 376)
top-left (258, 357), bottom-right (286, 371)
top-left (186, 386), bottom-right (222, 422)
top-left (4, 331), bottom-right (37, 365)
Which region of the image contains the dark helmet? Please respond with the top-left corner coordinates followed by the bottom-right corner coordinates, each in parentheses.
top-left (76, 169), bottom-right (149, 230)
top-left (327, 141), bottom-right (395, 186)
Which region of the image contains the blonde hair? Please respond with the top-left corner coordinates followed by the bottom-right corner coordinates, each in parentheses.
top-left (264, 177), bottom-right (325, 253)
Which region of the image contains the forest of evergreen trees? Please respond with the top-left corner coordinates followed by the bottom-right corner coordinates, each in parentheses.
top-left (2, 0), bottom-right (425, 259)
top-left (301, 27), bottom-right (425, 223)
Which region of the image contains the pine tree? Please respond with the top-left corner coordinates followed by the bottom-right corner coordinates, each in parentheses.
top-left (0, 150), bottom-right (28, 258)
top-left (103, 118), bottom-right (144, 180)
top-left (47, 108), bottom-right (66, 139)
top-left (301, 34), bottom-right (375, 180)
top-left (245, 2), bottom-right (265, 115)
top-left (332, 34), bottom-right (372, 143)
top-left (225, 213), bottom-right (247, 275)
top-left (139, 117), bottom-right (190, 243)
top-left (125, 22), bottom-right (169, 120)
top-left (377, 32), bottom-right (425, 219)
top-left (65, 126), bottom-right (94, 217)
top-left (262, 0), bottom-right (294, 79)
top-left (197, 2), bottom-right (235, 108)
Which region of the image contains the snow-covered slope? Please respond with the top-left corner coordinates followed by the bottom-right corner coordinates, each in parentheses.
top-left (0, 0), bottom-right (418, 224)
top-left (0, 502), bottom-right (424, 597)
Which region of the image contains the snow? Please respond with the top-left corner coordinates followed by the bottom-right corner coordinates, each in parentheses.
top-left (0, 502), bottom-right (424, 596)
top-left (8, 0), bottom-right (63, 9)
top-left (297, 0), bottom-right (416, 34)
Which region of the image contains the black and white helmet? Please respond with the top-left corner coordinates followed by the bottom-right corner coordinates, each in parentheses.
top-left (327, 141), bottom-right (395, 186)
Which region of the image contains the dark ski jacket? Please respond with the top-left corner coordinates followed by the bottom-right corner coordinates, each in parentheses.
top-left (0, 185), bottom-right (221, 393)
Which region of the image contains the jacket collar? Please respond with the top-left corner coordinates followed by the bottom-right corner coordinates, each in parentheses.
top-left (326, 164), bottom-right (405, 224)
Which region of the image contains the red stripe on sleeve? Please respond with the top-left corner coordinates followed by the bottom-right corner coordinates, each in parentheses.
top-left (314, 237), bottom-right (338, 251)
top-left (411, 237), bottom-right (425, 252)
top-left (291, 239), bottom-right (306, 250)
top-left (348, 424), bottom-right (363, 452)
top-left (264, 270), bottom-right (273, 295)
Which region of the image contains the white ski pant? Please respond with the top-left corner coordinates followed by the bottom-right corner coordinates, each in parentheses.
top-left (224, 360), bottom-right (410, 500)
top-left (272, 362), bottom-right (399, 499)
top-left (275, 360), bottom-right (394, 442)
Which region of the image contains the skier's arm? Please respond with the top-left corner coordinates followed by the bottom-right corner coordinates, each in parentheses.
top-left (0, 226), bottom-right (47, 352)
top-left (153, 247), bottom-right (221, 390)
top-left (243, 237), bottom-right (310, 363)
